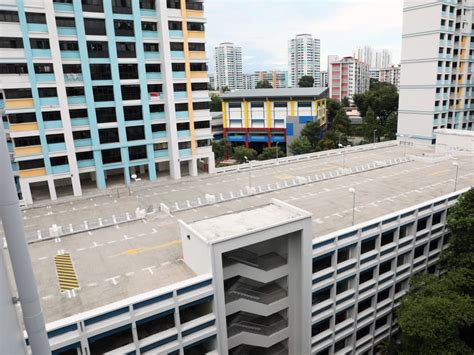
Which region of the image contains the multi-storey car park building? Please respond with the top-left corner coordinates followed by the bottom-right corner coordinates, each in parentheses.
top-left (2, 140), bottom-right (472, 354)
top-left (288, 34), bottom-right (321, 87)
top-left (220, 88), bottom-right (328, 151)
top-left (0, 0), bottom-right (215, 205)
top-left (329, 56), bottom-right (370, 104)
top-left (214, 42), bottom-right (243, 91)
top-left (398, 0), bottom-right (474, 144)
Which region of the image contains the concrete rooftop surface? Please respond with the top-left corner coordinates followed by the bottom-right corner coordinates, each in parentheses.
top-left (2, 143), bottom-right (473, 323)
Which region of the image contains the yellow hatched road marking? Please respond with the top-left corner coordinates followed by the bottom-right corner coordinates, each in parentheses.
top-left (54, 253), bottom-right (80, 292)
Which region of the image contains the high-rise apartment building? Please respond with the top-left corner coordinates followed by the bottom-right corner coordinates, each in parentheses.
top-left (398, 0), bottom-right (474, 144)
top-left (354, 46), bottom-right (392, 69)
top-left (321, 71), bottom-right (328, 87)
top-left (214, 42), bottom-right (243, 91)
top-left (0, 0), bottom-right (215, 205)
top-left (288, 34), bottom-right (321, 87)
top-left (329, 56), bottom-right (370, 103)
top-left (379, 65), bottom-right (401, 90)
top-left (256, 70), bottom-right (288, 88)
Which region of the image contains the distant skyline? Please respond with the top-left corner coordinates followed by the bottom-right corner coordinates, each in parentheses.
top-left (206, 0), bottom-right (403, 73)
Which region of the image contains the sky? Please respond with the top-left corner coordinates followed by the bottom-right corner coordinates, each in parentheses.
top-left (205, 0), bottom-right (404, 74)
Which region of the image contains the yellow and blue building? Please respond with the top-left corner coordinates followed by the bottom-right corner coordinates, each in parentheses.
top-left (0, 0), bottom-right (214, 204)
top-left (221, 88), bottom-right (328, 150)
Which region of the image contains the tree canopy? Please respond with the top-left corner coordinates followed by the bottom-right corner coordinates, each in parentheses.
top-left (298, 75), bottom-right (314, 87)
top-left (289, 136), bottom-right (313, 155)
top-left (232, 146), bottom-right (257, 163)
top-left (258, 146), bottom-right (285, 160)
top-left (209, 94), bottom-right (222, 112)
top-left (256, 80), bottom-right (273, 89)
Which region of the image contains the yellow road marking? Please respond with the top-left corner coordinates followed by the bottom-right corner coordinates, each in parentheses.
top-left (54, 253), bottom-right (80, 292)
top-left (113, 240), bottom-right (182, 257)
top-left (430, 169), bottom-right (451, 176)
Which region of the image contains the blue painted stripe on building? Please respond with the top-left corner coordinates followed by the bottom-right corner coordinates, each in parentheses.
top-left (132, 0), bottom-right (156, 181)
top-left (286, 123), bottom-right (294, 136)
top-left (73, 0), bottom-right (106, 189)
top-left (299, 115), bottom-right (314, 124)
top-left (103, 1), bottom-right (130, 186)
top-left (17, 0), bottom-right (52, 174)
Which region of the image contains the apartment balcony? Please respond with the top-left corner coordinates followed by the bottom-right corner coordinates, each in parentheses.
top-left (169, 30), bottom-right (183, 38)
top-left (52, 164), bottom-right (70, 174)
top-left (225, 277), bottom-right (288, 317)
top-left (150, 112), bottom-right (165, 121)
top-left (67, 96), bottom-right (86, 105)
top-left (178, 130), bottom-right (190, 138)
top-left (53, 2), bottom-right (73, 11)
top-left (74, 139), bottom-right (92, 148)
top-left (57, 27), bottom-right (77, 36)
top-left (154, 149), bottom-right (168, 158)
top-left (179, 148), bottom-right (191, 157)
top-left (71, 118), bottom-right (89, 126)
top-left (61, 50), bottom-right (80, 59)
top-left (140, 9), bottom-right (157, 17)
top-left (19, 168), bottom-right (46, 178)
top-left (144, 51), bottom-right (160, 60)
top-left (36, 73), bottom-right (56, 82)
top-left (227, 313), bottom-right (288, 350)
top-left (189, 51), bottom-right (206, 60)
top-left (187, 10), bottom-right (204, 18)
top-left (44, 120), bottom-right (63, 130)
top-left (64, 73), bottom-right (83, 82)
top-left (143, 30), bottom-right (159, 38)
top-left (188, 31), bottom-right (205, 39)
top-left (223, 249), bottom-right (288, 283)
top-left (191, 71), bottom-right (208, 79)
top-left (15, 145), bottom-right (42, 157)
top-left (28, 23), bottom-right (48, 33)
top-left (152, 131), bottom-right (167, 140)
top-left (146, 72), bottom-right (162, 80)
top-left (9, 122), bottom-right (38, 132)
top-left (174, 91), bottom-right (187, 100)
top-left (173, 71), bottom-right (186, 79)
top-left (176, 111), bottom-right (188, 119)
top-left (171, 51), bottom-right (185, 59)
top-left (78, 159), bottom-right (95, 168)
top-left (31, 49), bottom-right (52, 58)
top-left (48, 143), bottom-right (67, 152)
top-left (40, 97), bottom-right (59, 106)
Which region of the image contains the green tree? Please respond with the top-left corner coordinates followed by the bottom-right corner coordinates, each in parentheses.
top-left (341, 97), bottom-right (350, 107)
top-left (301, 121), bottom-right (322, 149)
top-left (385, 111), bottom-right (398, 140)
top-left (258, 146), bottom-right (285, 160)
top-left (440, 188), bottom-right (474, 271)
top-left (332, 108), bottom-right (351, 135)
top-left (353, 82), bottom-right (398, 126)
top-left (298, 75), bottom-right (314, 87)
top-left (289, 136), bottom-right (313, 155)
top-left (211, 138), bottom-right (231, 162)
top-left (361, 107), bottom-right (380, 142)
top-left (256, 80), bottom-right (272, 89)
top-left (209, 94), bottom-right (222, 112)
top-left (232, 146), bottom-right (257, 163)
top-left (326, 98), bottom-right (343, 129)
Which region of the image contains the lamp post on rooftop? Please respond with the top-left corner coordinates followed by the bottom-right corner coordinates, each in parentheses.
top-left (452, 162), bottom-right (459, 192)
top-left (244, 156), bottom-right (252, 192)
top-left (349, 188), bottom-right (356, 226)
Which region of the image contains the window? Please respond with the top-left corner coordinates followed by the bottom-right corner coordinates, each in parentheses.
top-left (175, 103), bottom-right (188, 112)
top-left (4, 89), bottom-right (32, 99)
top-left (46, 134), bottom-right (65, 144)
top-left (381, 230), bottom-right (395, 246)
top-left (145, 64), bottom-right (160, 72)
top-left (121, 85), bottom-right (141, 100)
top-left (375, 315), bottom-right (389, 329)
top-left (114, 20), bottom-right (134, 36)
top-left (192, 83), bottom-right (208, 91)
top-left (359, 268), bottom-right (374, 284)
top-left (116, 42), bottom-right (136, 58)
top-left (38, 88), bottom-right (57, 98)
top-left (119, 64), bottom-right (138, 79)
top-left (99, 128), bottom-right (119, 144)
top-left (397, 252), bottom-right (409, 267)
top-left (142, 22), bottom-right (157, 31)
top-left (150, 104), bottom-right (164, 113)
top-left (73, 130), bottom-right (91, 140)
top-left (30, 38), bottom-right (50, 49)
top-left (379, 260), bottom-right (393, 275)
top-left (50, 156), bottom-right (68, 166)
top-left (311, 318), bottom-right (330, 337)
top-left (336, 278), bottom-right (351, 294)
top-left (140, 0), bottom-right (155, 9)
top-left (123, 106), bottom-right (143, 121)
top-left (84, 19), bottom-right (106, 36)
top-left (358, 297), bottom-right (372, 313)
top-left (0, 37), bottom-right (23, 49)
top-left (167, 0), bottom-right (180, 9)
top-left (101, 148), bottom-right (122, 164)
top-left (168, 21), bottom-right (182, 30)
top-left (56, 17), bottom-right (75, 27)
top-left (399, 223), bottom-right (412, 239)
top-left (186, 1), bottom-right (203, 10)
top-left (414, 245), bottom-right (425, 258)
top-left (34, 64), bottom-right (54, 74)
top-left (170, 42), bottom-right (183, 51)
top-left (15, 136), bottom-right (41, 147)
top-left (356, 325), bottom-right (371, 340)
top-left (129, 145), bottom-right (147, 160)
top-left (81, 0), bottom-right (104, 13)
top-left (18, 159), bottom-right (44, 170)
top-left (172, 63), bottom-right (185, 72)
top-left (177, 122), bottom-right (189, 131)
top-left (0, 11), bottom-right (19, 23)
top-left (87, 41), bottom-right (109, 58)
top-left (187, 22), bottom-right (204, 31)
top-left (152, 124), bottom-right (166, 132)
top-left (0, 64), bottom-right (28, 74)
top-left (432, 211), bottom-right (443, 226)
top-left (337, 247), bottom-right (352, 263)
top-left (361, 238), bottom-right (376, 254)
top-left (76, 151), bottom-right (93, 161)
top-left (112, 0), bottom-right (132, 14)
top-left (66, 87), bottom-right (85, 97)
top-left (59, 41), bottom-right (79, 51)
top-left (194, 121), bottom-right (210, 129)
top-left (335, 308), bottom-right (351, 324)
top-left (69, 109), bottom-right (87, 119)
top-left (312, 287), bottom-right (331, 304)
top-left (188, 42), bottom-right (205, 51)
top-left (136, 311), bottom-right (175, 340)
top-left (429, 239), bottom-right (440, 252)
top-left (126, 127), bottom-right (145, 141)
top-left (193, 101), bottom-right (209, 110)
top-left (190, 63), bottom-right (207, 71)
top-left (417, 217), bottom-right (428, 232)
top-left (63, 64), bottom-right (81, 74)
top-left (154, 142), bottom-right (168, 151)
top-left (377, 288), bottom-right (391, 303)
top-left (96, 107), bottom-right (116, 123)
top-left (144, 43), bottom-right (159, 52)
top-left (8, 113), bottom-right (36, 124)
top-left (178, 141), bottom-right (191, 150)
top-left (26, 12), bottom-right (46, 24)
top-left (42, 111), bottom-right (61, 121)
top-left (93, 86), bottom-right (114, 102)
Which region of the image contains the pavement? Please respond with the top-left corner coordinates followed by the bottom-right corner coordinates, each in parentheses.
top-left (2, 143), bottom-right (473, 323)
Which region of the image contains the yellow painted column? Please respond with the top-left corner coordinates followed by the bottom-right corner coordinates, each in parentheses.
top-left (180, 0), bottom-right (197, 154)
top-left (221, 101), bottom-right (227, 128)
top-left (266, 100), bottom-right (272, 128)
top-left (243, 101), bottom-right (249, 128)
top-left (289, 101), bottom-right (296, 116)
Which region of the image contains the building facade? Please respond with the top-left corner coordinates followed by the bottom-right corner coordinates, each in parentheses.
top-left (353, 46), bottom-right (392, 69)
top-left (32, 189), bottom-right (466, 355)
top-left (256, 70), bottom-right (288, 88)
top-left (321, 71), bottom-right (328, 88)
top-left (398, 0), bottom-right (474, 144)
top-left (214, 42), bottom-right (243, 91)
top-left (288, 34), bottom-right (321, 87)
top-left (0, 0), bottom-right (215, 205)
top-left (243, 73), bottom-right (258, 90)
top-left (329, 57), bottom-right (370, 103)
top-left (379, 66), bottom-right (401, 90)
top-left (220, 88), bottom-right (328, 151)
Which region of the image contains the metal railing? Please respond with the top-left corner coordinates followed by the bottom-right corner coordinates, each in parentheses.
top-left (225, 280), bottom-right (287, 305)
top-left (227, 314), bottom-right (288, 337)
top-left (225, 249), bottom-right (287, 271)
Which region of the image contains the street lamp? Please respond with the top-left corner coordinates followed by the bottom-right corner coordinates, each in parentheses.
top-left (244, 156), bottom-right (252, 190)
top-left (128, 173), bottom-right (141, 195)
top-left (275, 141), bottom-right (280, 162)
top-left (452, 162), bottom-right (459, 192)
top-left (373, 129), bottom-right (377, 147)
top-left (348, 188), bottom-right (356, 226)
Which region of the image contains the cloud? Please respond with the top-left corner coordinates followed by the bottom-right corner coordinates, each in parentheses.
top-left (205, 0), bottom-right (403, 73)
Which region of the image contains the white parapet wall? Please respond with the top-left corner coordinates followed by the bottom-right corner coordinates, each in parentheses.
top-left (434, 129), bottom-right (474, 154)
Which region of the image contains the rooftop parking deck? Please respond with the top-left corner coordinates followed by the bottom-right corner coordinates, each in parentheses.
top-left (2, 142), bottom-right (473, 323)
